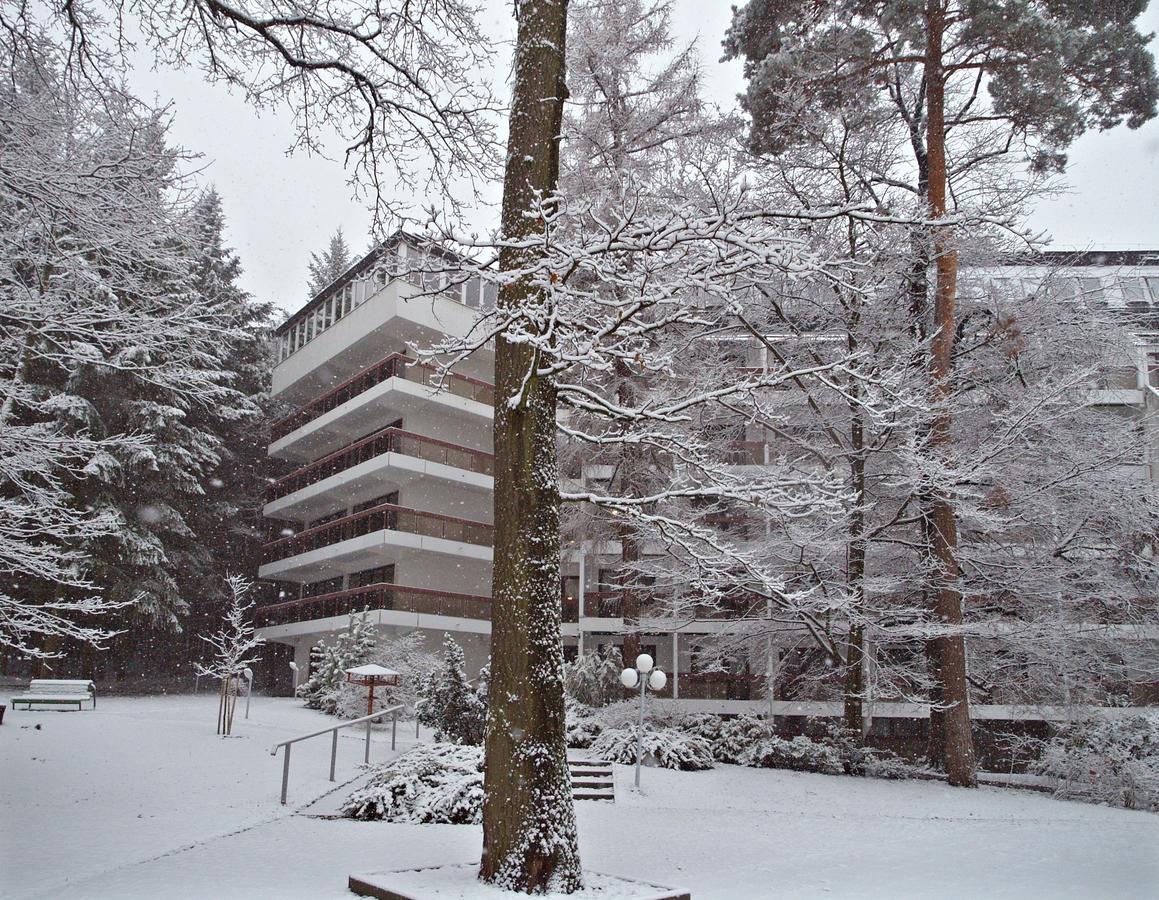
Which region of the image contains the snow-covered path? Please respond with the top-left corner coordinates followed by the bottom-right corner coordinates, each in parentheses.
top-left (2, 695), bottom-right (1156, 899)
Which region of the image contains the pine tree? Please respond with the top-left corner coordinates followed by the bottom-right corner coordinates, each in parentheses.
top-left (294, 611), bottom-right (377, 712)
top-left (724, 0), bottom-right (1159, 787)
top-left (307, 228), bottom-right (353, 297)
top-left (417, 634), bottom-right (486, 745)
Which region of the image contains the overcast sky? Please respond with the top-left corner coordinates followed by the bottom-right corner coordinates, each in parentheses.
top-left (129, 2), bottom-right (1159, 318)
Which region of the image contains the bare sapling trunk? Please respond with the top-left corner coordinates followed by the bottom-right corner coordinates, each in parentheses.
top-left (922, 0), bottom-right (977, 787)
top-left (480, 0), bottom-right (583, 892)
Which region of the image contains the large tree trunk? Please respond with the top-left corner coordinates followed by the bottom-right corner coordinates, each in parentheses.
top-left (922, 0), bottom-right (977, 788)
top-left (480, 0), bottom-right (583, 892)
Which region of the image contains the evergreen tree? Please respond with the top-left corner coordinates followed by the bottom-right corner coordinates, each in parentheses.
top-left (295, 610), bottom-right (377, 712)
top-left (417, 634), bottom-right (487, 745)
top-left (307, 228), bottom-right (353, 297)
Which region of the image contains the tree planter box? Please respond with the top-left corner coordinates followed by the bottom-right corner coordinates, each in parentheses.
top-left (349, 864), bottom-right (690, 900)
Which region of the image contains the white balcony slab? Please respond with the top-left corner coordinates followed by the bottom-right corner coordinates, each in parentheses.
top-left (264, 452), bottom-right (493, 522)
top-left (270, 376), bottom-right (492, 463)
top-left (257, 529), bottom-right (492, 582)
top-left (274, 281), bottom-right (492, 401)
top-left (257, 609), bottom-right (492, 642)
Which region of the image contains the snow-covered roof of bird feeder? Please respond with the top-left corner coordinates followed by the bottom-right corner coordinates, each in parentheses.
top-left (344, 664), bottom-right (401, 686)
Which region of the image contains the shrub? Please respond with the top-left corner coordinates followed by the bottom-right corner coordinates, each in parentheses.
top-left (677, 713), bottom-right (723, 743)
top-left (1034, 715), bottom-right (1159, 811)
top-left (750, 734), bottom-right (845, 775)
top-left (341, 744), bottom-right (483, 823)
top-left (565, 698), bottom-right (603, 749)
top-left (589, 724), bottom-right (715, 771)
top-left (712, 715), bottom-right (776, 765)
top-left (565, 644), bottom-right (625, 707)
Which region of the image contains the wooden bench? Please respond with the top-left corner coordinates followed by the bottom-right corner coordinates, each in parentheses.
top-left (11, 679), bottom-right (96, 711)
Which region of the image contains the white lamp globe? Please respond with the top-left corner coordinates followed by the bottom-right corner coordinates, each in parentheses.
top-left (621, 668), bottom-right (639, 689)
top-left (648, 669), bottom-right (667, 692)
top-left (636, 653), bottom-right (654, 674)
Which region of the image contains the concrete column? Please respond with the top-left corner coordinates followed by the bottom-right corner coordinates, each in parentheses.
top-left (671, 632), bottom-right (679, 700)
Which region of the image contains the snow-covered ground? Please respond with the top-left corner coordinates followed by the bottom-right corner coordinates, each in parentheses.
top-left (2, 694), bottom-right (1156, 899)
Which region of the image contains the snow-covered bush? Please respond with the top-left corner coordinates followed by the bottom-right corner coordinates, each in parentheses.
top-left (1034, 715), bottom-right (1159, 811)
top-left (565, 698), bottom-right (603, 749)
top-left (564, 644), bottom-right (625, 707)
top-left (594, 698), bottom-right (679, 731)
top-left (589, 725), bottom-right (715, 771)
top-left (416, 635), bottom-right (487, 745)
top-left (749, 734), bottom-right (845, 775)
top-left (677, 712), bottom-right (724, 743)
top-left (711, 715), bottom-right (777, 765)
top-left (341, 744), bottom-right (483, 823)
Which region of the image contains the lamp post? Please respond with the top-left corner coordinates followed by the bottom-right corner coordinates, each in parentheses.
top-left (620, 653), bottom-right (667, 790)
top-left (243, 667), bottom-right (254, 719)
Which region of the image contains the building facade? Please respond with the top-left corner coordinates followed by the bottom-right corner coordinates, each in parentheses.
top-left (257, 239), bottom-right (1159, 726)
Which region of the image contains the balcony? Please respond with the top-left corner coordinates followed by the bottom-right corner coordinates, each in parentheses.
top-left (271, 353), bottom-right (494, 444)
top-left (261, 500), bottom-right (492, 570)
top-left (265, 426), bottom-right (493, 509)
top-left (575, 590), bottom-right (765, 621)
top-left (254, 582), bottom-right (492, 628)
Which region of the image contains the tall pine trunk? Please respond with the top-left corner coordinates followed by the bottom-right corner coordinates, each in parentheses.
top-left (480, 0), bottom-right (583, 891)
top-left (922, 0), bottom-right (977, 788)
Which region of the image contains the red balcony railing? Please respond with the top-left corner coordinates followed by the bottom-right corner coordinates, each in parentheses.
top-left (271, 353), bottom-right (495, 442)
top-left (676, 673), bottom-right (764, 701)
top-left (266, 427), bottom-right (493, 503)
top-left (261, 501), bottom-right (493, 564)
top-left (572, 590), bottom-right (764, 619)
top-left (254, 582), bottom-right (492, 627)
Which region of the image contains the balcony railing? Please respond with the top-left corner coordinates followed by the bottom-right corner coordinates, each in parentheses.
top-left (675, 673), bottom-right (764, 701)
top-left (255, 582), bottom-right (492, 627)
top-left (262, 501), bottom-right (493, 564)
top-left (271, 353), bottom-right (495, 442)
top-left (266, 427), bottom-right (494, 503)
top-left (574, 590), bottom-right (765, 620)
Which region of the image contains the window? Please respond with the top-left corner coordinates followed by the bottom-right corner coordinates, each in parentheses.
top-left (1145, 277), bottom-right (1159, 300)
top-left (353, 491), bottom-right (399, 514)
top-left (301, 576), bottom-right (343, 598)
top-left (307, 509), bottom-right (345, 529)
top-left (1079, 277), bottom-right (1105, 300)
top-left (464, 279), bottom-right (482, 308)
top-left (1120, 278), bottom-right (1148, 303)
top-left (483, 282), bottom-right (498, 309)
top-left (351, 564), bottom-right (395, 589)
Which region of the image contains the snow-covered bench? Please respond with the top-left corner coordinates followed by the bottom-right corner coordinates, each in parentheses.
top-left (11, 679), bottom-right (96, 711)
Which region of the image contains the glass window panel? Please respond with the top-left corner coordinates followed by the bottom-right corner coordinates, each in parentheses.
top-left (1144, 277), bottom-right (1159, 300)
top-left (1079, 277), bottom-right (1104, 300)
top-left (1120, 278), bottom-right (1147, 302)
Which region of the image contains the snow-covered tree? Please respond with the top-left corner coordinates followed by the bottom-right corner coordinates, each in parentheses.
top-left (417, 635), bottom-right (487, 746)
top-left (564, 644), bottom-right (625, 708)
top-left (296, 610), bottom-right (378, 712)
top-left (194, 576), bottom-right (264, 735)
top-left (307, 228), bottom-right (354, 297)
top-left (0, 44), bottom-right (262, 661)
top-left (725, 0), bottom-right (1159, 787)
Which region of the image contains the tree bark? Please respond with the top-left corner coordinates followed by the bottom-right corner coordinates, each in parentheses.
top-left (922, 0), bottom-right (977, 787)
top-left (480, 0), bottom-right (583, 891)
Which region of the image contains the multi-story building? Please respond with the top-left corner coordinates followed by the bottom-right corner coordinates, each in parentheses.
top-left (256, 239), bottom-right (1158, 727)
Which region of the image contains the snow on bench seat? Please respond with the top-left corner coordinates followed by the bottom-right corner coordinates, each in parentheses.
top-left (11, 679), bottom-right (96, 710)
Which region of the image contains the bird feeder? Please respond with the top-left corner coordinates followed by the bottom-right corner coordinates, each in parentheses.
top-left (345, 664), bottom-right (401, 716)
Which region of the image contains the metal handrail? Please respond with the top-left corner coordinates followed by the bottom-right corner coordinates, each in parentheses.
top-left (271, 703), bottom-right (405, 804)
